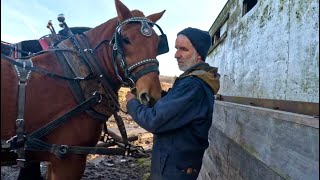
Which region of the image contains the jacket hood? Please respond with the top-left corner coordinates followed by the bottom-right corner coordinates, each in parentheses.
top-left (176, 62), bottom-right (220, 94)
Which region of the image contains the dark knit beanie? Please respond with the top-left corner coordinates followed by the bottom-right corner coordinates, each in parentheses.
top-left (177, 27), bottom-right (212, 61)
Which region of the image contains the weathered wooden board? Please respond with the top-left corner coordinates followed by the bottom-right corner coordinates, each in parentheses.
top-left (198, 101), bottom-right (319, 180)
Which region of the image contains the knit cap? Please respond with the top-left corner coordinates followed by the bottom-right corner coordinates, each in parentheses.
top-left (177, 27), bottom-right (212, 61)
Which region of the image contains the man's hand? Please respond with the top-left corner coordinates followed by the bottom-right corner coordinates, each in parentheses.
top-left (126, 91), bottom-right (136, 103)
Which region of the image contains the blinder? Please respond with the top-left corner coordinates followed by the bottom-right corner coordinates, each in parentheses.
top-left (154, 23), bottom-right (169, 55)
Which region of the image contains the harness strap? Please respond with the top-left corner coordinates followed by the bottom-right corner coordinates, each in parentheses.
top-left (129, 64), bottom-right (159, 83)
top-left (14, 58), bottom-right (33, 167)
top-left (25, 135), bottom-right (147, 159)
top-left (113, 113), bottom-right (128, 145)
top-left (78, 34), bottom-right (129, 117)
top-left (1, 54), bottom-right (94, 81)
top-left (14, 42), bottom-right (22, 58)
top-left (127, 59), bottom-right (159, 73)
top-left (12, 47), bottom-right (79, 59)
top-left (6, 91), bottom-right (102, 161)
top-left (55, 38), bottom-right (109, 121)
top-left (25, 138), bottom-right (126, 159)
top-left (27, 92), bottom-right (102, 139)
top-left (78, 34), bottom-right (120, 106)
top-left (76, 34), bottom-right (129, 145)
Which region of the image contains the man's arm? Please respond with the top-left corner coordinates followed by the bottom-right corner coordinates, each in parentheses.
top-left (126, 78), bottom-right (205, 133)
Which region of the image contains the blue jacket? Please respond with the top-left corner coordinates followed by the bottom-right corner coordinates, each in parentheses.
top-left (127, 63), bottom-right (219, 180)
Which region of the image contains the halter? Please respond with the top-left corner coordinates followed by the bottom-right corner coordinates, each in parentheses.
top-left (110, 17), bottom-right (162, 88)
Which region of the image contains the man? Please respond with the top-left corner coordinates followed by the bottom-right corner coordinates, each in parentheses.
top-left (126, 27), bottom-right (220, 180)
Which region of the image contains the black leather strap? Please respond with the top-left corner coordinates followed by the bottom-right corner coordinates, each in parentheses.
top-left (1, 53), bottom-right (94, 81)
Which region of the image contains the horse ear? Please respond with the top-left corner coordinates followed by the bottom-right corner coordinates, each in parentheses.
top-left (147, 10), bottom-right (166, 23)
top-left (115, 0), bottom-right (133, 22)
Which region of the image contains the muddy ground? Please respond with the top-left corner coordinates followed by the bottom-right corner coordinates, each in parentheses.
top-left (1, 155), bottom-right (152, 180)
top-left (1, 83), bottom-right (173, 180)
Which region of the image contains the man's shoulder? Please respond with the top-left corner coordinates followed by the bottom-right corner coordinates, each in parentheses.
top-left (174, 75), bottom-right (203, 88)
top-left (178, 75), bottom-right (216, 98)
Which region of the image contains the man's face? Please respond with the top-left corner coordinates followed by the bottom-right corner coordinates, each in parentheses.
top-left (174, 35), bottom-right (201, 71)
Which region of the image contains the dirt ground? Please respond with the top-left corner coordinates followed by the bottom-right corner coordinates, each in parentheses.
top-left (1, 83), bottom-right (173, 180)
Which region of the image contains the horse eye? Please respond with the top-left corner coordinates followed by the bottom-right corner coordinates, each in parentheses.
top-left (123, 37), bottom-right (130, 44)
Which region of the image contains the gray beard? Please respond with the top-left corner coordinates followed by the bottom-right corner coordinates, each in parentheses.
top-left (179, 62), bottom-right (201, 72)
top-left (178, 53), bottom-right (197, 71)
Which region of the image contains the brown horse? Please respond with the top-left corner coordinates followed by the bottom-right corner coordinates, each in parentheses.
top-left (1, 0), bottom-right (167, 179)
top-left (1, 28), bottom-right (91, 180)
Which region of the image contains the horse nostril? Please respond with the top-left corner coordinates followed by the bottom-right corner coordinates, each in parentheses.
top-left (139, 92), bottom-right (150, 105)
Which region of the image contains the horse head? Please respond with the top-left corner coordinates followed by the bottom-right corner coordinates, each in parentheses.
top-left (84, 0), bottom-right (168, 107)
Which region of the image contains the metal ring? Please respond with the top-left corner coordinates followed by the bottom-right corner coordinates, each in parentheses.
top-left (92, 91), bottom-right (103, 103)
top-left (58, 145), bottom-right (68, 155)
top-left (127, 78), bottom-right (135, 88)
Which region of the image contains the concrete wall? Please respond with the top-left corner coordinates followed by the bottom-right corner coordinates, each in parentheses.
top-left (206, 0), bottom-right (319, 103)
top-left (198, 101), bottom-right (319, 180)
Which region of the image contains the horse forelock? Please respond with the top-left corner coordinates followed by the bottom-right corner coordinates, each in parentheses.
top-left (87, 9), bottom-right (145, 38)
top-left (131, 10), bottom-right (145, 17)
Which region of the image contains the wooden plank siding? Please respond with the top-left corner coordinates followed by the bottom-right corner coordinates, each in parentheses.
top-left (198, 101), bottom-right (319, 180)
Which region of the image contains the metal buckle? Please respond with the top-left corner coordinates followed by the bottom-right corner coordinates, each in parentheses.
top-left (74, 77), bottom-right (84, 80)
top-left (58, 145), bottom-right (68, 155)
top-left (92, 91), bottom-right (102, 103)
top-left (113, 43), bottom-right (117, 51)
top-left (126, 78), bottom-right (135, 88)
top-left (6, 135), bottom-right (17, 144)
top-left (17, 158), bottom-right (26, 162)
top-left (5, 134), bottom-right (26, 149)
top-left (1, 143), bottom-right (11, 149)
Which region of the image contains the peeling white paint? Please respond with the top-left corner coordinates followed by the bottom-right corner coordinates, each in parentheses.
top-left (207, 0), bottom-right (319, 103)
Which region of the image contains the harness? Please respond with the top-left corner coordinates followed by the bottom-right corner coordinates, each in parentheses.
top-left (13, 58), bottom-right (33, 167)
top-left (1, 15), bottom-right (169, 167)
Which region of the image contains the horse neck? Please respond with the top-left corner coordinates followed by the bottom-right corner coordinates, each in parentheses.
top-left (84, 19), bottom-right (122, 92)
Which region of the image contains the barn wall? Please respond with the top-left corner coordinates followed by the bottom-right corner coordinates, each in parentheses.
top-left (206, 0), bottom-right (319, 103)
top-left (198, 0), bottom-right (319, 179)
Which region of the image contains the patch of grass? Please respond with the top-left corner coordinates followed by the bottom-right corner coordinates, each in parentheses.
top-left (137, 157), bottom-right (151, 180)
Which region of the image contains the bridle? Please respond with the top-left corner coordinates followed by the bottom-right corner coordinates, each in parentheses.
top-left (88, 17), bottom-right (169, 88)
top-left (109, 17), bottom-right (162, 88)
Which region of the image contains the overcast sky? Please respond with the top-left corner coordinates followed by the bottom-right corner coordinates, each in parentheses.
top-left (1, 0), bottom-right (228, 76)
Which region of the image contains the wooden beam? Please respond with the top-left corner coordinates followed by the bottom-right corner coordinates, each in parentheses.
top-left (216, 94), bottom-right (319, 117)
